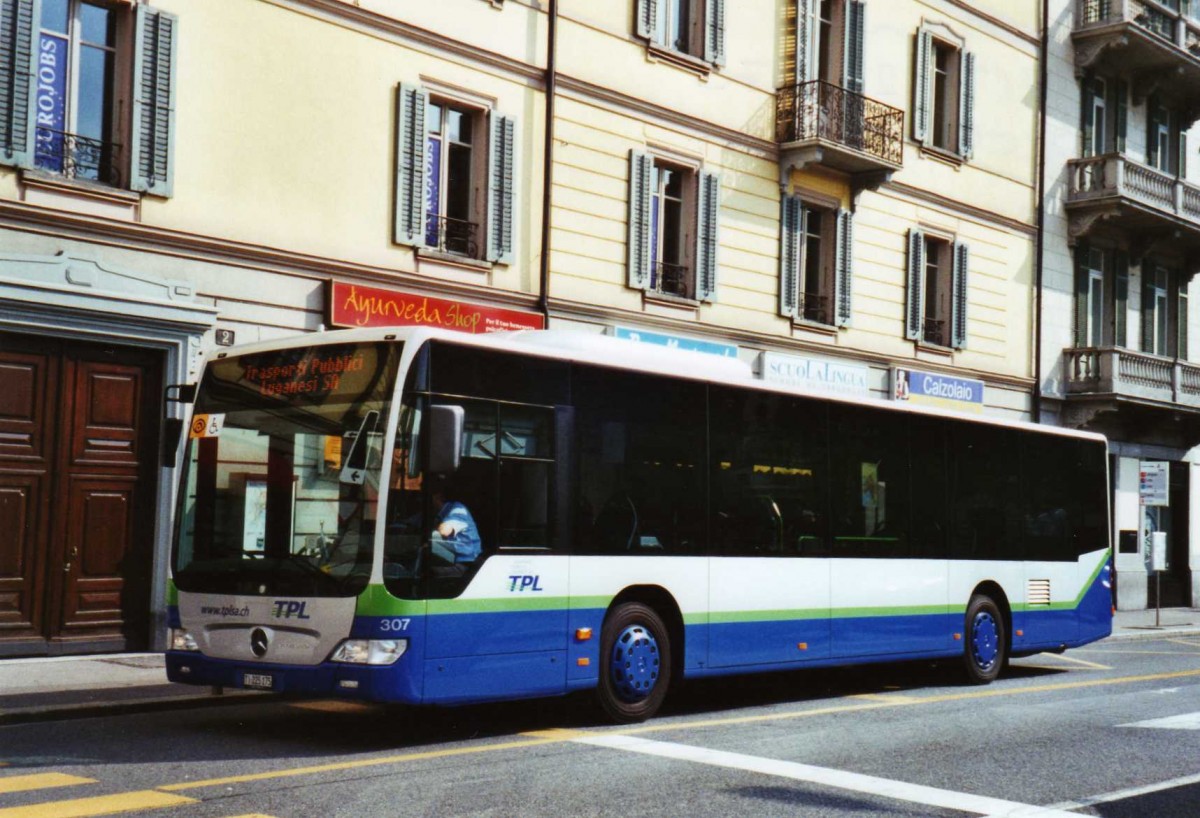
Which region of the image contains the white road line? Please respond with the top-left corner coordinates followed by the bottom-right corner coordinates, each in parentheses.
top-left (1042, 771), bottom-right (1200, 813)
top-left (574, 734), bottom-right (1082, 818)
top-left (1120, 711), bottom-right (1200, 729)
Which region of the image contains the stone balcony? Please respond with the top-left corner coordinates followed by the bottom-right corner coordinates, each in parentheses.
top-left (775, 80), bottom-right (903, 195)
top-left (1073, 0), bottom-right (1200, 111)
top-left (1063, 346), bottom-right (1200, 445)
top-left (1065, 153), bottom-right (1200, 254)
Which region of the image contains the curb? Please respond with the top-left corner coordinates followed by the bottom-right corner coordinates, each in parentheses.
top-left (0, 690), bottom-right (268, 727)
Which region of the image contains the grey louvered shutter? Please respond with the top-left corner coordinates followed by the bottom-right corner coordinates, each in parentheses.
top-left (780, 195), bottom-right (802, 317)
top-left (844, 1), bottom-right (866, 94)
top-left (1115, 250), bottom-right (1129, 347)
top-left (958, 51), bottom-right (975, 159)
top-left (1142, 273), bottom-right (1155, 352)
top-left (487, 113), bottom-right (516, 264)
top-left (130, 6), bottom-right (177, 196)
top-left (834, 209), bottom-right (854, 327)
top-left (0, 0), bottom-right (38, 169)
top-left (705, 0), bottom-right (725, 66)
top-left (1115, 79), bottom-right (1128, 153)
top-left (906, 229), bottom-right (925, 340)
top-left (1180, 282), bottom-right (1190, 360)
top-left (796, 0), bottom-right (815, 85)
top-left (627, 151), bottom-right (653, 290)
top-left (1180, 130), bottom-right (1189, 179)
top-left (394, 84), bottom-right (428, 247)
top-left (1073, 241), bottom-right (1091, 347)
top-left (951, 241), bottom-right (969, 349)
top-left (636, 0), bottom-right (659, 42)
top-left (1080, 74), bottom-right (1095, 157)
top-left (913, 31), bottom-right (932, 143)
top-left (1147, 97), bottom-right (1161, 169)
top-left (696, 169), bottom-right (720, 302)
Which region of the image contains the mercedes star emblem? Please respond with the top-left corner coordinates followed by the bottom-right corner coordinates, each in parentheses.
top-left (250, 628), bottom-right (269, 658)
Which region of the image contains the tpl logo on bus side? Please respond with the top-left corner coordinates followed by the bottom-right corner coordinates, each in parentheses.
top-left (508, 575), bottom-right (544, 592)
top-left (272, 600), bottom-right (312, 619)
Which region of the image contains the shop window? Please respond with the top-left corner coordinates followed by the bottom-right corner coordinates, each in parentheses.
top-left (780, 195), bottom-right (853, 327)
top-left (0, 0), bottom-right (177, 194)
top-left (627, 150), bottom-right (719, 302)
top-left (394, 84), bottom-right (516, 264)
top-left (634, 0), bottom-right (725, 66)
top-left (905, 229), bottom-right (969, 349)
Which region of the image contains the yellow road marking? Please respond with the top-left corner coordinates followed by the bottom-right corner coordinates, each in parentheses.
top-left (142, 667), bottom-right (1200, 794)
top-left (1018, 653), bottom-right (1112, 670)
top-left (521, 728), bottom-right (588, 740)
top-left (849, 693), bottom-right (924, 704)
top-left (0, 791), bottom-right (195, 818)
top-left (223, 814), bottom-right (280, 818)
top-left (159, 736), bottom-right (564, 791)
top-left (0, 774), bottom-right (96, 795)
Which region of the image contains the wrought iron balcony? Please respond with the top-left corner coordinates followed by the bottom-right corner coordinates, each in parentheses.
top-left (651, 261), bottom-right (690, 299)
top-left (33, 128), bottom-right (122, 186)
top-left (1073, 0), bottom-right (1200, 111)
top-left (424, 214), bottom-right (480, 259)
top-left (1066, 153), bottom-right (1200, 252)
top-left (776, 80), bottom-right (903, 188)
top-left (799, 292), bottom-right (832, 326)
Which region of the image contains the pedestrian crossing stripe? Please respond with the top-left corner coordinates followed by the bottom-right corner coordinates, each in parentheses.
top-left (0, 774), bottom-right (95, 795)
top-left (1121, 711), bottom-right (1200, 730)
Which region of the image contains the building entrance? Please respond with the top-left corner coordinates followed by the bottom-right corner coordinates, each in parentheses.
top-left (0, 333), bottom-right (163, 656)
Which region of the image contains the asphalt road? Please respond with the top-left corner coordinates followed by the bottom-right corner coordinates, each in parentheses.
top-left (2, 636), bottom-right (1200, 817)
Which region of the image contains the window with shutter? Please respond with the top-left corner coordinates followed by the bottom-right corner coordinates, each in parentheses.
top-left (834, 209), bottom-right (854, 327)
top-left (779, 195), bottom-right (802, 318)
top-left (780, 194), bottom-right (843, 326)
top-left (629, 152), bottom-right (717, 302)
top-left (913, 25), bottom-right (973, 161)
top-left (637, 0), bottom-right (724, 66)
top-left (3, 1), bottom-right (176, 195)
top-left (906, 228), bottom-right (959, 347)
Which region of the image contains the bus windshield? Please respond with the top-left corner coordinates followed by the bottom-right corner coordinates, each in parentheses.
top-left (173, 341), bottom-right (401, 597)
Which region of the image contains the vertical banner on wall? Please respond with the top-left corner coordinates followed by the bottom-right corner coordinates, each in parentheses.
top-left (34, 32), bottom-right (69, 173)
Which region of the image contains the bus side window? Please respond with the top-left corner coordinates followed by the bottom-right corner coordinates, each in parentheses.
top-left (829, 407), bottom-right (911, 559)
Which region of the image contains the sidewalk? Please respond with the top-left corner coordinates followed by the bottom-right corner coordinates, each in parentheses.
top-left (1, 608), bottom-right (1198, 726)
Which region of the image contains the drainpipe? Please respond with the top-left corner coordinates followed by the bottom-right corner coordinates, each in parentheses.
top-left (1033, 0), bottom-right (1049, 423)
top-left (537, 0), bottom-right (558, 328)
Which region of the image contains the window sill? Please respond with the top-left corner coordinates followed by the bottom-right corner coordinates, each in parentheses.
top-left (915, 340), bottom-right (956, 360)
top-left (644, 42), bottom-right (713, 79)
top-left (916, 143), bottom-right (967, 168)
top-left (20, 169), bottom-right (140, 221)
top-left (643, 289), bottom-right (701, 311)
top-left (791, 318), bottom-right (839, 337)
top-left (415, 247), bottom-right (493, 273)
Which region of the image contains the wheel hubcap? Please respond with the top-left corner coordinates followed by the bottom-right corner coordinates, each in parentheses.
top-left (610, 624), bottom-right (660, 702)
top-left (971, 611), bottom-right (999, 670)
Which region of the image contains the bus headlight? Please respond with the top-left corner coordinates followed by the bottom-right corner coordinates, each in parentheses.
top-left (170, 628), bottom-right (200, 652)
top-left (330, 639), bottom-right (407, 666)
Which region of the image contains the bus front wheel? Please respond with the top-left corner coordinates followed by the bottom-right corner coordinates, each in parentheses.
top-left (962, 594), bottom-right (1006, 685)
top-left (597, 602), bottom-right (672, 723)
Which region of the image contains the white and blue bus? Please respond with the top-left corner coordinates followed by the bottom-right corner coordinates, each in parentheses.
top-left (166, 327), bottom-right (1112, 722)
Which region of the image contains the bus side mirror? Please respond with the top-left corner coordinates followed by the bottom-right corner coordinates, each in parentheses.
top-left (429, 405), bottom-right (464, 475)
top-left (161, 384), bottom-right (197, 468)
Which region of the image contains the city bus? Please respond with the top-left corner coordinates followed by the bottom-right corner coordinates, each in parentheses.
top-left (166, 326), bottom-right (1112, 722)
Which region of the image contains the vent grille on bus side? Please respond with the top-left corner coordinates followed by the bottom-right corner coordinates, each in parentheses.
top-left (1027, 579), bottom-right (1051, 607)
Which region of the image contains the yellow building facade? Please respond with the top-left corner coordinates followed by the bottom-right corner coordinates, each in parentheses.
top-left (0, 0), bottom-right (1040, 654)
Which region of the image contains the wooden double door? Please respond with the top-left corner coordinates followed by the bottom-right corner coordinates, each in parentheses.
top-left (0, 333), bottom-right (162, 655)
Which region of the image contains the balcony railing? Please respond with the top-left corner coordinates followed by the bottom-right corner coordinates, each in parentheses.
top-left (33, 128), bottom-right (122, 186)
top-left (1065, 346), bottom-right (1200, 408)
top-left (424, 214), bottom-right (480, 259)
top-left (1078, 0), bottom-right (1200, 49)
top-left (651, 261), bottom-right (690, 299)
top-left (1066, 152), bottom-right (1200, 236)
top-left (776, 80), bottom-right (904, 170)
top-left (799, 292), bottom-right (831, 325)
top-left (922, 317), bottom-right (949, 349)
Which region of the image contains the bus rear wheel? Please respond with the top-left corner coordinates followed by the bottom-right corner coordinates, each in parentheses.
top-left (597, 602), bottom-right (672, 723)
top-left (962, 594), bottom-right (1006, 684)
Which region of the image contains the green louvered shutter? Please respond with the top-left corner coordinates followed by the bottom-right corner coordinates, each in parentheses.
top-left (394, 83), bottom-right (428, 247)
top-left (1080, 73), bottom-right (1095, 157)
top-left (1073, 242), bottom-right (1091, 347)
top-left (913, 31), bottom-right (932, 143)
top-left (844, 1), bottom-right (865, 94)
top-left (627, 151), bottom-right (653, 290)
top-left (696, 169), bottom-right (720, 302)
top-left (951, 240), bottom-right (969, 348)
top-left (958, 51), bottom-right (975, 159)
top-left (705, 0), bottom-right (725, 65)
top-left (906, 229), bottom-right (925, 340)
top-left (1115, 79), bottom-right (1128, 153)
top-left (780, 195), bottom-right (802, 318)
top-left (796, 0), bottom-right (815, 84)
top-left (1147, 97), bottom-right (1161, 169)
top-left (1179, 130), bottom-right (1188, 179)
top-left (1179, 282), bottom-right (1189, 360)
top-left (0, 0), bottom-right (38, 168)
top-left (1114, 250), bottom-right (1129, 347)
top-left (487, 113), bottom-right (516, 264)
top-left (636, 0), bottom-right (659, 42)
top-left (834, 209), bottom-right (853, 327)
top-left (130, 6), bottom-right (177, 196)
top-left (1142, 274), bottom-right (1155, 352)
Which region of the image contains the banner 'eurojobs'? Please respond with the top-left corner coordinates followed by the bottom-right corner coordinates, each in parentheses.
top-left (892, 367), bottom-right (984, 414)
